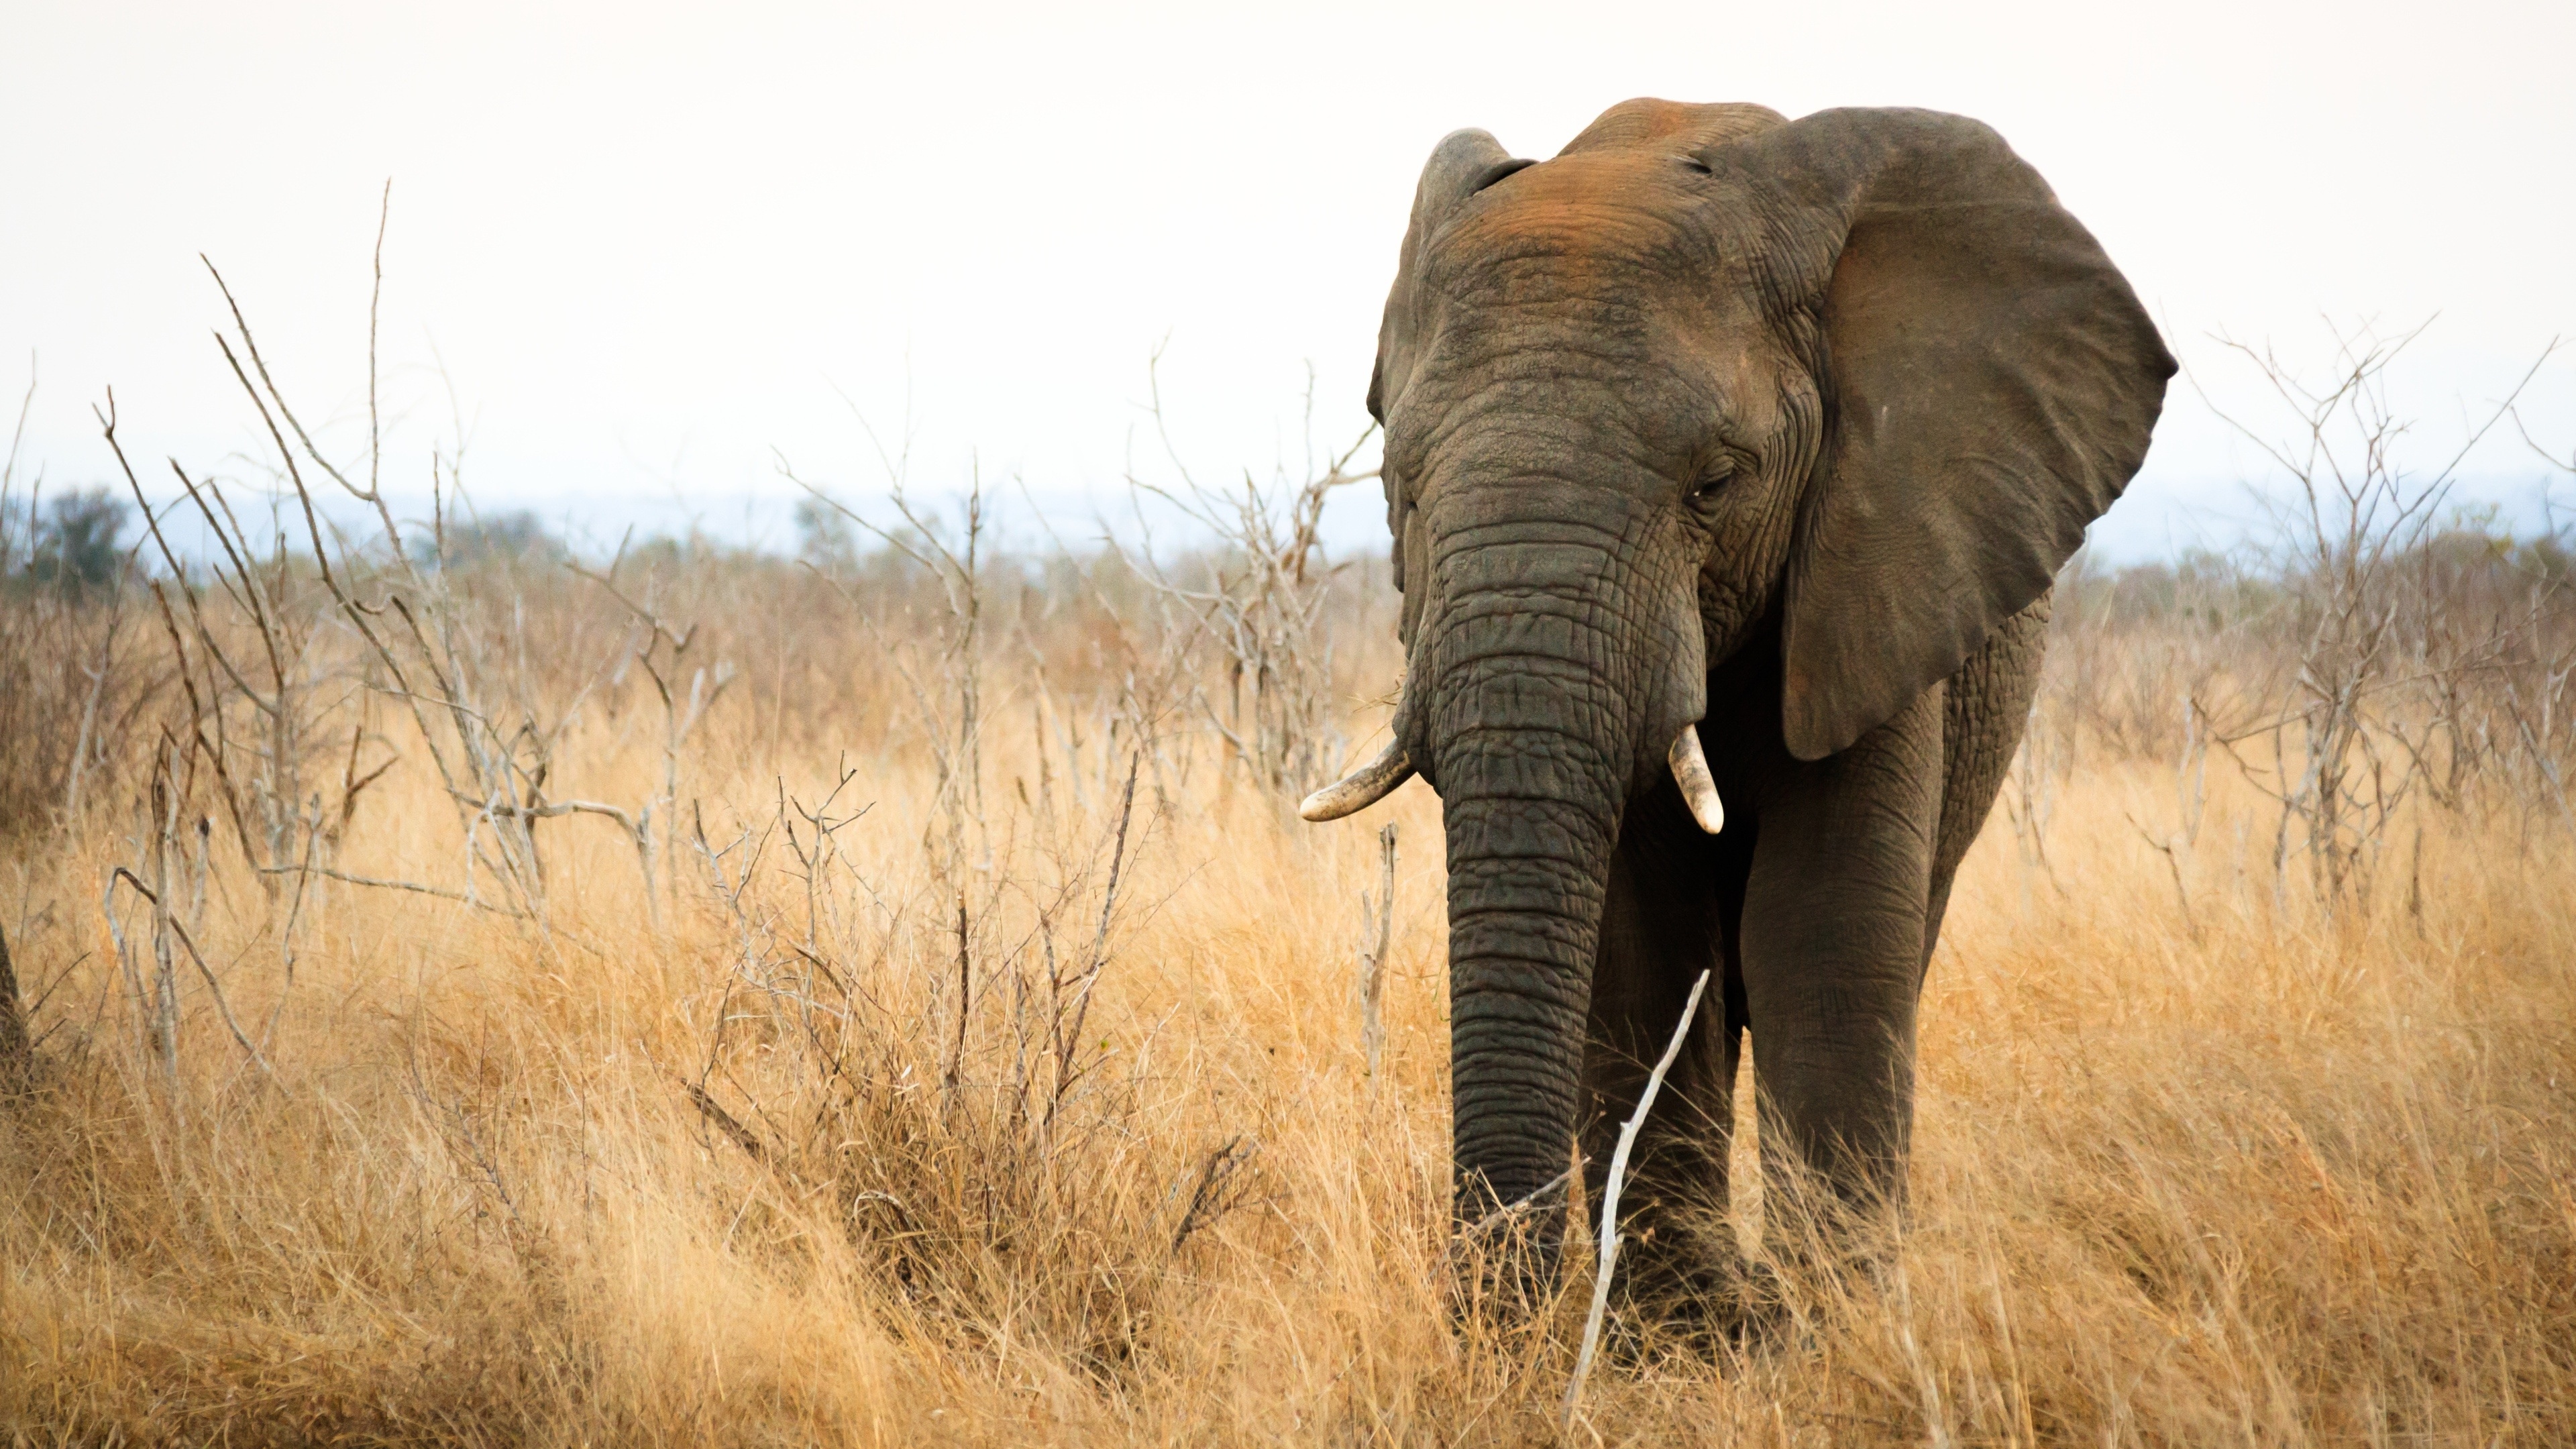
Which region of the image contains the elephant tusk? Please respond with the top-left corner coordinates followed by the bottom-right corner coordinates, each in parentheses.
top-left (1668, 723), bottom-right (1725, 835)
top-left (1299, 740), bottom-right (1415, 822)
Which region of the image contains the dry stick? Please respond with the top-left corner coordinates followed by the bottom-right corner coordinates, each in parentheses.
top-left (62, 598), bottom-right (121, 824)
top-left (144, 770), bottom-right (180, 1081)
top-left (2127, 814), bottom-right (2201, 944)
top-left (1112, 354), bottom-right (1373, 795)
top-left (1563, 967), bottom-right (1711, 1431)
top-left (944, 891), bottom-right (971, 1104)
top-left (164, 461), bottom-right (288, 712)
top-left (256, 810), bottom-right (321, 1062)
top-left (2504, 690), bottom-right (2576, 844)
top-left (168, 458), bottom-right (312, 873)
top-left (563, 563), bottom-right (726, 920)
top-left (1357, 822), bottom-right (1395, 1077)
top-left (98, 869), bottom-right (153, 1067)
top-left (786, 456), bottom-right (987, 868)
top-left (254, 861), bottom-right (506, 912)
top-left (1047, 754), bottom-right (1141, 1130)
top-left (0, 917), bottom-right (25, 1083)
top-left (105, 867), bottom-right (280, 1083)
top-left (678, 1073), bottom-right (767, 1160)
top-left (99, 411), bottom-right (288, 853)
top-left (1171, 1134), bottom-right (1258, 1252)
top-left (1460, 1168), bottom-right (1574, 1247)
top-left (198, 262), bottom-right (511, 904)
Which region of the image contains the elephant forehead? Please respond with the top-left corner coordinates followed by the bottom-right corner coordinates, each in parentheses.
top-left (1426, 154), bottom-right (1731, 297)
top-left (1558, 97), bottom-right (1788, 154)
top-left (1414, 162), bottom-right (1780, 395)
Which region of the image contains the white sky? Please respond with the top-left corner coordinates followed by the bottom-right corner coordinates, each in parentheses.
top-left (5, 0), bottom-right (2572, 560)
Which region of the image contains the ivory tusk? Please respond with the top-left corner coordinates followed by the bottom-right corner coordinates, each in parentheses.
top-left (1299, 740), bottom-right (1415, 822)
top-left (1668, 723), bottom-right (1725, 835)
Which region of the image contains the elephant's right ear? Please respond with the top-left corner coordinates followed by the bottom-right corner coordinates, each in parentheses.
top-left (1373, 130), bottom-right (1533, 622)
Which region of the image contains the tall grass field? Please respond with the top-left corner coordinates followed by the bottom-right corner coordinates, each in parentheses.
top-left (3, 323), bottom-right (2573, 1445)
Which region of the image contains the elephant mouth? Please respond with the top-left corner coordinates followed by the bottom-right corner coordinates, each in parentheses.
top-left (1303, 719), bottom-right (1723, 833)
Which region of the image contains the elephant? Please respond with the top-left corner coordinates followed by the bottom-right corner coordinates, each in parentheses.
top-left (1302, 99), bottom-right (2172, 1309)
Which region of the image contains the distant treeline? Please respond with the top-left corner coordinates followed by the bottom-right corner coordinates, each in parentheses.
top-left (14, 484), bottom-right (2575, 604)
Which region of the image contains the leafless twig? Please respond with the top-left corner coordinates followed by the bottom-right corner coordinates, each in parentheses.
top-left (1564, 968), bottom-right (1710, 1430)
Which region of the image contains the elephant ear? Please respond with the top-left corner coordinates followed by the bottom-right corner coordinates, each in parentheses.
top-left (1371, 129), bottom-right (1534, 615)
top-left (1370, 129), bottom-right (1534, 427)
top-left (1736, 108), bottom-right (2174, 761)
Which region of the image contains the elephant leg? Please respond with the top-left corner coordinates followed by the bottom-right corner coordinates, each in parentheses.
top-left (1923, 591), bottom-right (2052, 972)
top-left (1739, 681), bottom-right (1945, 1244)
top-left (1580, 784), bottom-right (1753, 1307)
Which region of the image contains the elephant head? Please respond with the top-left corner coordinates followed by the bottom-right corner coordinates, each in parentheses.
top-left (1305, 101), bottom-right (2172, 1225)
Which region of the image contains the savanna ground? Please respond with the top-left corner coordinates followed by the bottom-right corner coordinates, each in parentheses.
top-left (3, 317), bottom-right (2575, 1446)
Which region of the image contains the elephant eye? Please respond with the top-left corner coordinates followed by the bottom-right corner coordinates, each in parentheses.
top-left (1689, 458), bottom-right (1735, 500)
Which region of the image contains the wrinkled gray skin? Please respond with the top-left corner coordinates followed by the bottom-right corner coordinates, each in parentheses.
top-left (1330, 100), bottom-right (2172, 1303)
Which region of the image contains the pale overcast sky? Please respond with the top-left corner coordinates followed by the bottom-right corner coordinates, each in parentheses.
top-left (4, 0), bottom-right (2571, 559)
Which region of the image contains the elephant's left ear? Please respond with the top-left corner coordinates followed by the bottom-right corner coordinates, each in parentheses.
top-left (1729, 108), bottom-right (2174, 761)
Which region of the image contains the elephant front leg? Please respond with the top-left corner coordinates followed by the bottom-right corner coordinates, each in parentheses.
top-left (1738, 682), bottom-right (1944, 1250)
top-left (1579, 785), bottom-right (1754, 1314)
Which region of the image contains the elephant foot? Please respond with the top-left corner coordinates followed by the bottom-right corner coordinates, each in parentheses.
top-left (1607, 1234), bottom-right (1791, 1360)
top-left (1446, 1200), bottom-right (1574, 1324)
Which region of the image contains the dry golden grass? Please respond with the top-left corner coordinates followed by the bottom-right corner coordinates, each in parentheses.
top-left (5, 663), bottom-right (2572, 1448)
top-left (6, 260), bottom-right (2567, 1444)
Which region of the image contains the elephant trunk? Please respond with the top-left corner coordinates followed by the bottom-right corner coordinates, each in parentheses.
top-left (1419, 506), bottom-right (1703, 1229)
top-left (1439, 714), bottom-right (1621, 1224)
